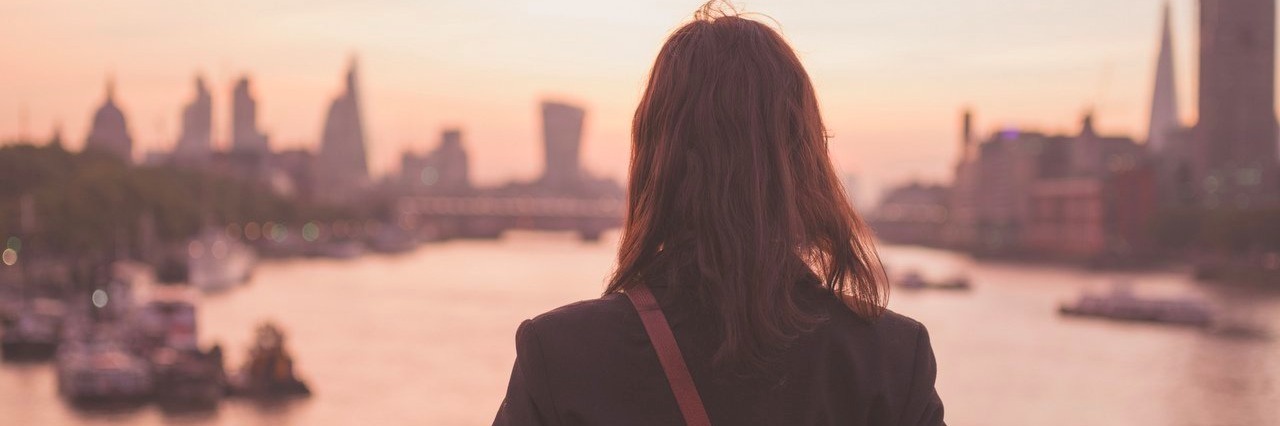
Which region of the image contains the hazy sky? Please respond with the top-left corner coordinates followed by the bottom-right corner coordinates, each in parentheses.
top-left (0, 0), bottom-right (1215, 198)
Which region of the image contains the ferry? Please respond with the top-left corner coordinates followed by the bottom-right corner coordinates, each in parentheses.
top-left (1059, 284), bottom-right (1214, 327)
top-left (896, 270), bottom-right (972, 291)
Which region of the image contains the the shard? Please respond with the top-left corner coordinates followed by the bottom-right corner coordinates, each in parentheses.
top-left (1147, 1), bottom-right (1180, 153)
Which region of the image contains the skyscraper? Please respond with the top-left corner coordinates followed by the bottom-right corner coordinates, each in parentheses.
top-left (1196, 0), bottom-right (1279, 206)
top-left (173, 75), bottom-right (212, 162)
top-left (85, 78), bottom-right (133, 162)
top-left (1147, 1), bottom-right (1180, 153)
top-left (316, 57), bottom-right (370, 194)
top-left (231, 76), bottom-right (270, 155)
top-left (540, 101), bottom-right (585, 191)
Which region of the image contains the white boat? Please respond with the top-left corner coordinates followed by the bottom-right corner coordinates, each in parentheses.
top-left (188, 230), bottom-right (256, 293)
top-left (1059, 283), bottom-right (1214, 327)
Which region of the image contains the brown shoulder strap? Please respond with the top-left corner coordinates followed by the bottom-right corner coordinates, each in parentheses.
top-left (625, 284), bottom-right (712, 426)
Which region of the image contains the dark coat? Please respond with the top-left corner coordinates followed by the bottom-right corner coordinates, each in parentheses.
top-left (493, 281), bottom-right (945, 426)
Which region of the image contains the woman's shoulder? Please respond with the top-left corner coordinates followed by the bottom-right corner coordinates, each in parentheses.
top-left (512, 294), bottom-right (635, 350)
top-left (808, 292), bottom-right (931, 353)
top-left (525, 293), bottom-right (633, 329)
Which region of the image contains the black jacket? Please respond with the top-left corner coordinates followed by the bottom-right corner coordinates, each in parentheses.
top-left (493, 281), bottom-right (945, 425)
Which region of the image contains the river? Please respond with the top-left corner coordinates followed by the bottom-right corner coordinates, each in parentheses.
top-left (2, 232), bottom-right (1277, 425)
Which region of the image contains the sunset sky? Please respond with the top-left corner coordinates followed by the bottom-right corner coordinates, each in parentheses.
top-left (0, 1), bottom-right (1217, 200)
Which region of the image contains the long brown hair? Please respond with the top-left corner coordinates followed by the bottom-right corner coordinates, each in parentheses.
top-left (606, 2), bottom-right (888, 372)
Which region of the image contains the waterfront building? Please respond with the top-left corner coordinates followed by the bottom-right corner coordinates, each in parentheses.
top-left (84, 78), bottom-right (133, 162)
top-left (1191, 0), bottom-right (1279, 207)
top-left (1024, 167), bottom-right (1158, 261)
top-left (944, 110), bottom-right (1152, 258)
top-left (172, 75), bottom-right (213, 164)
top-left (870, 181), bottom-right (950, 245)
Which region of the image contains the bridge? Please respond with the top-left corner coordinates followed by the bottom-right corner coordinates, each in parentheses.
top-left (395, 195), bottom-right (625, 241)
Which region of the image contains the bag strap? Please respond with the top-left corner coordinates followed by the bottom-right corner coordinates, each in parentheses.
top-left (625, 284), bottom-right (712, 426)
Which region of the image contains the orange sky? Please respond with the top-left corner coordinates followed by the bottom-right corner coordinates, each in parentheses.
top-left (1, 1), bottom-right (1216, 199)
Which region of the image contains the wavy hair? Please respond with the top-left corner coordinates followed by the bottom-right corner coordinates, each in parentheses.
top-left (606, 2), bottom-right (888, 372)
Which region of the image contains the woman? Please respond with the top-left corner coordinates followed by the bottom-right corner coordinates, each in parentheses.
top-left (493, 3), bottom-right (944, 425)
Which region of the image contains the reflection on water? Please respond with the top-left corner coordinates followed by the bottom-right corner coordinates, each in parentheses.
top-left (1, 232), bottom-right (1277, 425)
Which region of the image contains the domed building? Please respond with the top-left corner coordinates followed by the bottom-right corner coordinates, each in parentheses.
top-left (85, 79), bottom-right (134, 162)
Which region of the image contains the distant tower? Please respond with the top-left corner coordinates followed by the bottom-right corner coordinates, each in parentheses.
top-left (85, 78), bottom-right (134, 162)
top-left (401, 128), bottom-right (471, 194)
top-left (317, 57), bottom-right (370, 194)
top-left (947, 108), bottom-right (979, 249)
top-left (1196, 0), bottom-right (1279, 206)
top-left (540, 101), bottom-right (585, 191)
top-left (436, 129), bottom-right (470, 190)
top-left (173, 75), bottom-right (213, 162)
top-left (1147, 1), bottom-right (1180, 153)
top-left (231, 76), bottom-right (270, 155)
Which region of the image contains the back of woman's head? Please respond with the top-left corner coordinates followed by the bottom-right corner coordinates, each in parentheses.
top-left (607, 2), bottom-right (888, 372)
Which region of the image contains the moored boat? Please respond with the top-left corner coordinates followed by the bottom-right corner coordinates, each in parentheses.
top-left (1, 299), bottom-right (65, 362)
top-left (1059, 284), bottom-right (1213, 327)
top-left (56, 337), bottom-right (154, 405)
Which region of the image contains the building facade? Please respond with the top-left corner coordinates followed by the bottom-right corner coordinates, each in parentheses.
top-left (1193, 0), bottom-right (1279, 207)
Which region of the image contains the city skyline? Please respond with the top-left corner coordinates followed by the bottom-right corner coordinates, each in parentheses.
top-left (0, 0), bottom-right (1252, 196)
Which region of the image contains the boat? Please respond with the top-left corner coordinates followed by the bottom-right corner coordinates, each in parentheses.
top-left (130, 297), bottom-right (198, 354)
top-left (151, 346), bottom-right (226, 410)
top-left (228, 323), bottom-right (311, 399)
top-left (895, 270), bottom-right (971, 291)
top-left (1, 299), bottom-right (65, 362)
top-left (1059, 284), bottom-right (1213, 327)
top-left (897, 270), bottom-right (927, 290)
top-left (933, 275), bottom-right (972, 291)
top-left (130, 291), bottom-right (227, 410)
top-left (56, 336), bottom-right (154, 404)
top-left (188, 229), bottom-right (257, 293)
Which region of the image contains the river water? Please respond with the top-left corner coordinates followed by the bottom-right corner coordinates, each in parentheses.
top-left (2, 232), bottom-right (1277, 425)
